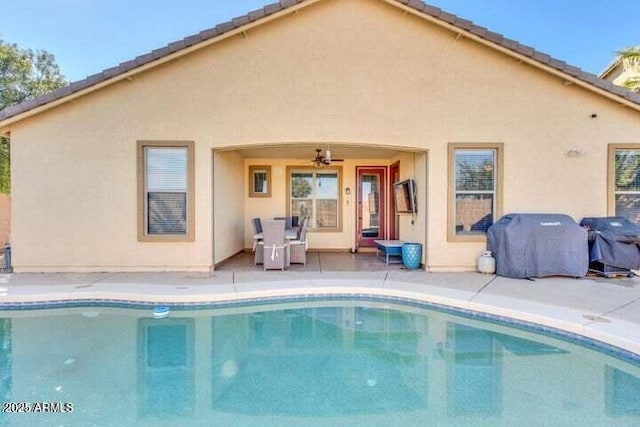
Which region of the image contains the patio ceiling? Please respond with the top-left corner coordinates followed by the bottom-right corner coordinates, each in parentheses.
top-left (221, 143), bottom-right (421, 160)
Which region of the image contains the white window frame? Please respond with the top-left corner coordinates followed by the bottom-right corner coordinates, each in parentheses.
top-left (287, 166), bottom-right (342, 232)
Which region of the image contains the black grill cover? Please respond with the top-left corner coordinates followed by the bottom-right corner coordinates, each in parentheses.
top-left (579, 217), bottom-right (640, 270)
top-left (487, 214), bottom-right (588, 279)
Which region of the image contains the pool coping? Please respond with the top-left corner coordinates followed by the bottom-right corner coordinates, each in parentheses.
top-left (2, 271), bottom-right (640, 358)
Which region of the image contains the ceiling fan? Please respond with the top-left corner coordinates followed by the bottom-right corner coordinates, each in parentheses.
top-left (312, 148), bottom-right (343, 168)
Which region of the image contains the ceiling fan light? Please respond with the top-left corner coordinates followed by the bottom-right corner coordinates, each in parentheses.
top-left (325, 149), bottom-right (332, 162)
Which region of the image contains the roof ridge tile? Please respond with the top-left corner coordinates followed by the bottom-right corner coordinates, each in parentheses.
top-left (103, 66), bottom-right (122, 78)
top-left (182, 34), bottom-right (203, 47)
top-left (563, 65), bottom-right (582, 77)
top-left (167, 40), bottom-right (187, 53)
top-left (280, 0), bottom-right (299, 7)
top-left (532, 51), bottom-right (551, 64)
top-left (151, 47), bottom-right (170, 59)
top-left (547, 58), bottom-right (568, 70)
top-left (518, 45), bottom-right (534, 57)
top-left (119, 59), bottom-right (138, 71)
top-left (199, 28), bottom-right (219, 39)
top-left (216, 22), bottom-right (235, 33)
top-left (469, 25), bottom-right (487, 38)
top-left (501, 39), bottom-right (519, 51)
top-left (407, 0), bottom-right (425, 11)
top-left (248, 9), bottom-right (267, 21)
top-left (264, 3), bottom-right (282, 15)
top-left (135, 53), bottom-right (154, 65)
top-left (85, 73), bottom-right (105, 85)
top-left (232, 16), bottom-right (251, 27)
top-left (422, 4), bottom-right (442, 18)
top-left (484, 30), bottom-right (504, 44)
top-left (454, 18), bottom-right (473, 31)
top-left (438, 11), bottom-right (457, 25)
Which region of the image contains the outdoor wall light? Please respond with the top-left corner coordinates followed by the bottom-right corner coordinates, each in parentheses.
top-left (345, 187), bottom-right (351, 195)
top-left (566, 149), bottom-right (585, 157)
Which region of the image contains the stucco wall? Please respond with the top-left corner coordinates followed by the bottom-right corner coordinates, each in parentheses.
top-left (6, 0), bottom-right (640, 271)
top-left (0, 194), bottom-right (9, 247)
top-left (214, 150), bottom-right (245, 263)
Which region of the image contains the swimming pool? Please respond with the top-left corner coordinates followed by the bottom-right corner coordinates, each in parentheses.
top-left (2, 296), bottom-right (640, 426)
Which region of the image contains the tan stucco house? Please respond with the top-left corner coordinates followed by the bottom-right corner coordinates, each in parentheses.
top-left (2, 0), bottom-right (640, 273)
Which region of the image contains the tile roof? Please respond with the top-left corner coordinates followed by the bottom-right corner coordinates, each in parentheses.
top-left (1, 0), bottom-right (639, 124)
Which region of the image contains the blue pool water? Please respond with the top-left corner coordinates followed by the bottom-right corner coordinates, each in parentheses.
top-left (2, 298), bottom-right (640, 426)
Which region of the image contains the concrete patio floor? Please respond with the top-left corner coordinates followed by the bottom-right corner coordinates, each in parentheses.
top-left (2, 251), bottom-right (640, 356)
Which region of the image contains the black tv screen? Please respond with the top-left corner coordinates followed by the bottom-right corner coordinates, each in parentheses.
top-left (394, 179), bottom-right (417, 213)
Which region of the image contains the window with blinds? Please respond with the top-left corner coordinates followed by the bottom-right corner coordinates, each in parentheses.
top-left (138, 141), bottom-right (194, 242)
top-left (146, 147), bottom-right (188, 235)
top-left (613, 148), bottom-right (640, 223)
top-left (448, 143), bottom-right (502, 241)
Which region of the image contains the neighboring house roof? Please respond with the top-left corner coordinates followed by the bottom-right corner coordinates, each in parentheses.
top-left (2, 0), bottom-right (640, 128)
top-left (600, 58), bottom-right (621, 81)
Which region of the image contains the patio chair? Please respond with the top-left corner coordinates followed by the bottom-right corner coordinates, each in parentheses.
top-left (274, 216), bottom-right (293, 230)
top-left (262, 220), bottom-right (287, 270)
top-left (289, 217), bottom-right (308, 265)
top-left (252, 217), bottom-right (263, 234)
top-left (252, 218), bottom-right (264, 265)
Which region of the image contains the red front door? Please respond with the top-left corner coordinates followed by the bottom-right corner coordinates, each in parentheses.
top-left (356, 167), bottom-right (386, 247)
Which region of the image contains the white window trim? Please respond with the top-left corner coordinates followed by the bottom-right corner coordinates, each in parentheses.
top-left (286, 166), bottom-right (343, 232)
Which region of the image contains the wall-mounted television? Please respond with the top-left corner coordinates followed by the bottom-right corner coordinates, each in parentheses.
top-left (393, 179), bottom-right (417, 214)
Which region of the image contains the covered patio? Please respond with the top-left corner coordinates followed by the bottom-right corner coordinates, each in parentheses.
top-left (213, 143), bottom-right (428, 269)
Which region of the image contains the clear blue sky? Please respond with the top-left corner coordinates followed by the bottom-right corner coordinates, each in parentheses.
top-left (2, 0), bottom-right (639, 82)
